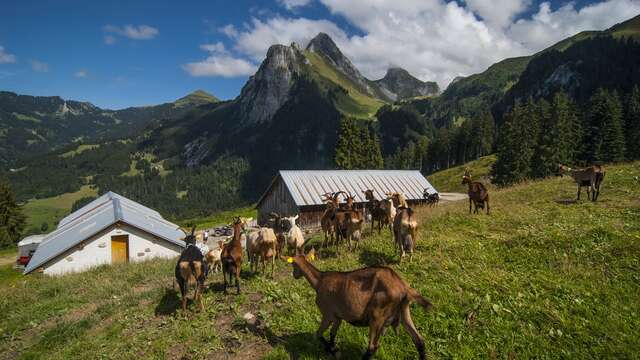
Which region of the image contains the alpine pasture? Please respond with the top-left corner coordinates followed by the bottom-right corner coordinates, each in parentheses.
top-left (1, 160), bottom-right (639, 359)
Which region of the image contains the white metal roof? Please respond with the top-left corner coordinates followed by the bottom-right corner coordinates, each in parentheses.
top-left (24, 191), bottom-right (186, 274)
top-left (17, 234), bottom-right (47, 247)
top-left (258, 170), bottom-right (437, 207)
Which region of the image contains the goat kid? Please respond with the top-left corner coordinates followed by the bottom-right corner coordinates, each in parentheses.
top-left (284, 253), bottom-right (432, 359)
top-left (205, 239), bottom-right (225, 274)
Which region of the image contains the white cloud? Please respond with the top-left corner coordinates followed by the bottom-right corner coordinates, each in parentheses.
top-left (200, 42), bottom-right (228, 53)
top-left (30, 59), bottom-right (48, 72)
top-left (227, 17), bottom-right (348, 61)
top-left (508, 0), bottom-right (640, 51)
top-left (278, 0), bottom-right (313, 10)
top-left (75, 70), bottom-right (88, 78)
top-left (183, 42), bottom-right (256, 77)
top-left (183, 56), bottom-right (256, 77)
top-left (219, 24), bottom-right (239, 38)
top-left (103, 24), bottom-right (159, 40)
top-left (213, 0), bottom-right (639, 89)
top-left (465, 0), bottom-right (531, 28)
top-left (0, 46), bottom-right (16, 64)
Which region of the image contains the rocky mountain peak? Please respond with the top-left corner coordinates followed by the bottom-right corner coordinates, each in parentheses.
top-left (374, 67), bottom-right (439, 101)
top-left (306, 32), bottom-right (377, 98)
top-left (237, 43), bottom-right (305, 124)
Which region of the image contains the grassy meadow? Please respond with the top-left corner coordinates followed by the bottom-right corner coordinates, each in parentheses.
top-left (21, 185), bottom-right (98, 232)
top-left (1, 161), bottom-right (639, 359)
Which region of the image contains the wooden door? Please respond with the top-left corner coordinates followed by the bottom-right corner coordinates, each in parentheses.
top-left (111, 235), bottom-right (129, 264)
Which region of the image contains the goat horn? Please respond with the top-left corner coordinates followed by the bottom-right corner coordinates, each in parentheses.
top-left (190, 226), bottom-right (196, 236)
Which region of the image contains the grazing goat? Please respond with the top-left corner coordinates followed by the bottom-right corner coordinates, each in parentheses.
top-left (393, 207), bottom-right (419, 262)
top-left (285, 253), bottom-right (432, 359)
top-left (388, 192), bottom-right (408, 208)
top-left (268, 212), bottom-right (287, 256)
top-left (462, 170), bottom-right (490, 214)
top-left (380, 195), bottom-right (396, 233)
top-left (423, 189), bottom-right (440, 207)
top-left (246, 227), bottom-right (277, 277)
top-left (175, 227), bottom-right (205, 311)
top-left (284, 215), bottom-right (305, 255)
top-left (320, 193), bottom-right (337, 249)
top-left (557, 164), bottom-right (605, 201)
top-left (334, 193), bottom-right (364, 251)
top-left (221, 217), bottom-right (244, 294)
top-left (205, 239), bottom-right (225, 274)
top-left (363, 189), bottom-right (387, 235)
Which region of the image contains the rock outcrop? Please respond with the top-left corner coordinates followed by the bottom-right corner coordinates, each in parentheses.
top-left (374, 67), bottom-right (439, 101)
top-left (237, 44), bottom-right (305, 124)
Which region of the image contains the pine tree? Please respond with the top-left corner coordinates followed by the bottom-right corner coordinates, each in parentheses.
top-left (531, 98), bottom-right (554, 178)
top-left (625, 85), bottom-right (640, 160)
top-left (584, 88), bottom-right (626, 163)
top-left (601, 91), bottom-right (626, 162)
top-left (365, 127), bottom-right (384, 169)
top-left (493, 99), bottom-right (539, 185)
top-left (334, 118), bottom-right (362, 169)
top-left (0, 181), bottom-right (26, 248)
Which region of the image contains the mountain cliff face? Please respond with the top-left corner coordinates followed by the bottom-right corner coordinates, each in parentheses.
top-left (237, 44), bottom-right (306, 124)
top-left (374, 67), bottom-right (439, 100)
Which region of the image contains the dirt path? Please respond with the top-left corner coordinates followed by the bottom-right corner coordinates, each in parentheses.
top-left (439, 192), bottom-right (467, 202)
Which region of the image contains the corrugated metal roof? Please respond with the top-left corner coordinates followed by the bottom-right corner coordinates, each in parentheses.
top-left (58, 191), bottom-right (161, 228)
top-left (24, 191), bottom-right (185, 274)
top-left (258, 170), bottom-right (437, 207)
top-left (17, 234), bottom-right (47, 247)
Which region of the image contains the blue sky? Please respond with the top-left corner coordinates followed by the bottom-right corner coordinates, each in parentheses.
top-left (0, 0), bottom-right (638, 109)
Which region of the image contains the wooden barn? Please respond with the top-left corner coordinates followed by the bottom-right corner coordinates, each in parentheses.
top-left (256, 170), bottom-right (437, 229)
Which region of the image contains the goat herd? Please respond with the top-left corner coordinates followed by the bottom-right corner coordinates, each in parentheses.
top-left (173, 164), bottom-right (604, 359)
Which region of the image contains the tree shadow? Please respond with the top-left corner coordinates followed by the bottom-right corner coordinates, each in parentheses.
top-left (359, 249), bottom-right (397, 266)
top-left (155, 287), bottom-right (181, 315)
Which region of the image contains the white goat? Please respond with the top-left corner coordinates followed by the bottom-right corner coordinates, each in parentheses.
top-left (284, 215), bottom-right (305, 255)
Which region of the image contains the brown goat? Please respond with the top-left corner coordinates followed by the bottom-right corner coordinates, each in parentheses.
top-left (221, 217), bottom-right (244, 294)
top-left (363, 189), bottom-right (387, 235)
top-left (393, 207), bottom-right (419, 262)
top-left (462, 170), bottom-right (490, 214)
top-left (175, 227), bottom-right (205, 311)
top-left (320, 196), bottom-right (337, 249)
top-left (557, 164), bottom-right (605, 201)
top-left (285, 253), bottom-right (432, 359)
top-left (334, 192), bottom-right (364, 251)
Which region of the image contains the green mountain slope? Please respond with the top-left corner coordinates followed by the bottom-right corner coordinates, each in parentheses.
top-left (497, 15), bottom-right (640, 117)
top-left (0, 90), bottom-right (218, 168)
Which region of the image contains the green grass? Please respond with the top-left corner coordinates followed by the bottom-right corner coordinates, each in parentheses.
top-left (305, 51), bottom-right (385, 119)
top-left (427, 155), bottom-right (496, 193)
top-left (2, 161), bottom-right (639, 359)
top-left (60, 144), bottom-right (101, 158)
top-left (22, 185), bottom-right (98, 231)
top-left (176, 206), bottom-right (257, 230)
